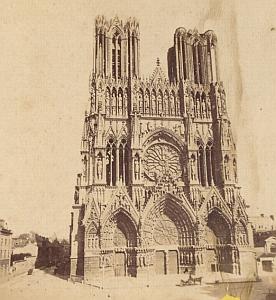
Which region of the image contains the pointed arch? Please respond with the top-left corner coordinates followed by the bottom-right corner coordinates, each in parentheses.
top-left (101, 208), bottom-right (138, 249)
top-left (142, 127), bottom-right (185, 150)
top-left (206, 208), bottom-right (232, 245)
top-left (142, 195), bottom-right (196, 247)
top-left (206, 139), bottom-right (213, 186)
top-left (86, 222), bottom-right (99, 249)
top-left (197, 139), bottom-right (205, 186)
top-left (106, 137), bottom-right (116, 186)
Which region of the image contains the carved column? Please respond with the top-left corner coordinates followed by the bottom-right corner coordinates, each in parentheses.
top-left (116, 146), bottom-right (119, 185)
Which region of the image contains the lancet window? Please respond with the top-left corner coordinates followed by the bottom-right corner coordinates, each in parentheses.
top-left (111, 32), bottom-right (122, 79)
top-left (106, 138), bottom-right (129, 186)
top-left (119, 139), bottom-right (129, 184)
top-left (197, 140), bottom-right (215, 187)
top-left (106, 138), bottom-right (116, 186)
top-left (192, 41), bottom-right (204, 84)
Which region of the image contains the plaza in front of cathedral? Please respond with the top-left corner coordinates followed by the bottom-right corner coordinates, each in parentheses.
top-left (1, 267), bottom-right (275, 300)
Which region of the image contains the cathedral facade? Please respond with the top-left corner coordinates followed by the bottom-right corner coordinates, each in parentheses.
top-left (69, 15), bottom-right (256, 282)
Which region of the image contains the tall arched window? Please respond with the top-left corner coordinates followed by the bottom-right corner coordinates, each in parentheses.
top-left (111, 32), bottom-right (122, 79)
top-left (112, 36), bottom-right (116, 78)
top-left (197, 44), bottom-right (203, 84)
top-left (206, 141), bottom-right (213, 186)
top-left (119, 139), bottom-right (129, 184)
top-left (197, 141), bottom-right (205, 186)
top-left (193, 43), bottom-right (199, 84)
top-left (106, 138), bottom-right (116, 186)
top-left (117, 37), bottom-right (121, 78)
top-left (132, 33), bottom-right (136, 76)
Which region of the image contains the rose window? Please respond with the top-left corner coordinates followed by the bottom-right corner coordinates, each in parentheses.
top-left (144, 143), bottom-right (182, 180)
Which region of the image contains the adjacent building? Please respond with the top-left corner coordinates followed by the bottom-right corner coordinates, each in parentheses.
top-left (0, 219), bottom-right (12, 278)
top-left (256, 236), bottom-right (276, 274)
top-left (69, 16), bottom-right (256, 282)
top-left (251, 214), bottom-right (276, 232)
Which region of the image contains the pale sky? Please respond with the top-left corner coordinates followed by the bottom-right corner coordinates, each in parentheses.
top-left (0, 0), bottom-right (276, 238)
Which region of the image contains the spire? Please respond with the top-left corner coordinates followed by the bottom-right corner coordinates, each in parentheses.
top-left (150, 58), bottom-right (167, 83)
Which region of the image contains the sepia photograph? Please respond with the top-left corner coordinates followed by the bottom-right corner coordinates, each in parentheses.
top-left (1, 1), bottom-right (276, 299)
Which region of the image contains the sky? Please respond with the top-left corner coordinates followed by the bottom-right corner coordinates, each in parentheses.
top-left (0, 0), bottom-right (276, 238)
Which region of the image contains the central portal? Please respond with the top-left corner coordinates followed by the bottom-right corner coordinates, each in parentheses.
top-left (152, 212), bottom-right (179, 275)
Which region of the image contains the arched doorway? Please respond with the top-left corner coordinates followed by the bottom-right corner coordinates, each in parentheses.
top-left (143, 197), bottom-right (195, 275)
top-left (206, 210), bottom-right (233, 273)
top-left (112, 211), bottom-right (137, 277)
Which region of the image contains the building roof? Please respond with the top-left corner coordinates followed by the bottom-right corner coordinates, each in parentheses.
top-left (258, 252), bottom-right (276, 259)
top-left (0, 219), bottom-right (12, 235)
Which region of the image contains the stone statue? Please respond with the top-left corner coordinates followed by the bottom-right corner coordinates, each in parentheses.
top-left (202, 99), bottom-right (206, 118)
top-left (196, 98), bottom-right (200, 118)
top-left (111, 92), bottom-right (116, 115)
top-left (190, 156), bottom-right (196, 180)
top-left (134, 156), bottom-right (140, 180)
top-left (96, 155), bottom-right (103, 180)
top-left (224, 162), bottom-right (230, 180)
top-left (118, 93), bottom-right (123, 115)
top-left (206, 97), bottom-right (211, 118)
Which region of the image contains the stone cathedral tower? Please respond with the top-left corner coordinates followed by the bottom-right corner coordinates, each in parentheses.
top-left (69, 16), bottom-right (256, 282)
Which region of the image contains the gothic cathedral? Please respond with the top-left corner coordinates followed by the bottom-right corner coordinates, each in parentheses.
top-left (69, 16), bottom-right (256, 282)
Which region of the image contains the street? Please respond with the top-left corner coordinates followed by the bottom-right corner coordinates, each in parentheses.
top-left (0, 269), bottom-right (276, 300)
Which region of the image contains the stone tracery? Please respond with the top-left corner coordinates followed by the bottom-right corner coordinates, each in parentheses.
top-left (143, 143), bottom-right (182, 181)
